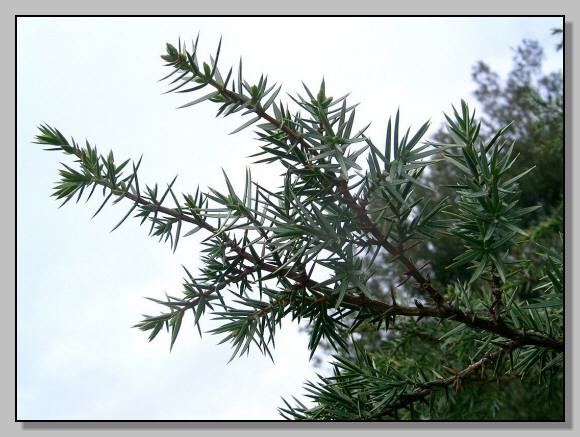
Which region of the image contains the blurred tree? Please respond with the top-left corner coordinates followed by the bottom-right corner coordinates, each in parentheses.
top-left (421, 34), bottom-right (562, 286)
top-left (347, 31), bottom-right (563, 302)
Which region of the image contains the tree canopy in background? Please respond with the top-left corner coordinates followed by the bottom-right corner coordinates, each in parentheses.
top-left (370, 33), bottom-right (563, 289)
top-left (34, 29), bottom-right (564, 420)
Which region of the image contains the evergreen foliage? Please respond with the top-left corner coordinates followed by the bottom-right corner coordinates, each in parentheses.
top-left (34, 33), bottom-right (564, 420)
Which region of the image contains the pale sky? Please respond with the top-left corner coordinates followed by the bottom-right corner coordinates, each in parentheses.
top-left (16, 16), bottom-right (563, 420)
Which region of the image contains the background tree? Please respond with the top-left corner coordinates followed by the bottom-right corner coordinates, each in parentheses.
top-left (373, 32), bottom-right (563, 290)
top-left (34, 34), bottom-right (564, 420)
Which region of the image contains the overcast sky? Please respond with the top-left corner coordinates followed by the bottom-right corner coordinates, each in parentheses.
top-left (16, 16), bottom-right (563, 420)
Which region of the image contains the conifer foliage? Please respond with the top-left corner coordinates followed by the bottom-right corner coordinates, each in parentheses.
top-left (34, 36), bottom-right (563, 420)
